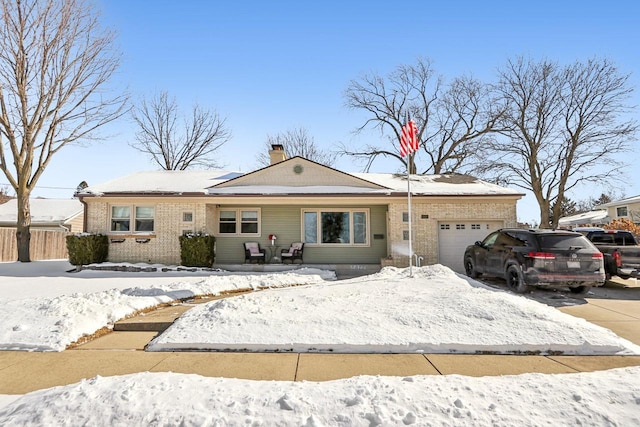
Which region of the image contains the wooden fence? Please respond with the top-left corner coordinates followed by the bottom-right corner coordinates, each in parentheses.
top-left (0, 228), bottom-right (70, 262)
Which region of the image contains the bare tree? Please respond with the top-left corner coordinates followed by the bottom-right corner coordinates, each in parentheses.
top-left (131, 91), bottom-right (231, 170)
top-left (0, 184), bottom-right (10, 204)
top-left (256, 127), bottom-right (337, 167)
top-left (0, 0), bottom-right (127, 261)
top-left (480, 57), bottom-right (637, 228)
top-left (341, 58), bottom-right (499, 174)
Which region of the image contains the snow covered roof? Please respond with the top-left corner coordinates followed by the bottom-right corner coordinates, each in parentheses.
top-left (0, 198), bottom-right (83, 226)
top-left (207, 173), bottom-right (521, 197)
top-left (78, 166), bottom-right (521, 198)
top-left (78, 170), bottom-right (243, 196)
top-left (558, 210), bottom-right (609, 227)
top-left (350, 173), bottom-right (522, 196)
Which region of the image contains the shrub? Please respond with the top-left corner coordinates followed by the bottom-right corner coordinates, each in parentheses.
top-left (66, 233), bottom-right (109, 266)
top-left (179, 233), bottom-right (215, 267)
top-left (604, 218), bottom-right (640, 237)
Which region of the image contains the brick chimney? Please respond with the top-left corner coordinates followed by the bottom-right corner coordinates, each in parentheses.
top-left (269, 144), bottom-right (287, 165)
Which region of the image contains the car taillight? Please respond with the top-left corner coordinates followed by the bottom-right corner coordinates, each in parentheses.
top-left (612, 250), bottom-right (622, 267)
top-left (592, 252), bottom-right (603, 259)
top-left (528, 252), bottom-right (556, 260)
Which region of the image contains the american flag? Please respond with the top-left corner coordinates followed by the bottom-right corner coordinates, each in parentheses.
top-left (400, 119), bottom-right (418, 157)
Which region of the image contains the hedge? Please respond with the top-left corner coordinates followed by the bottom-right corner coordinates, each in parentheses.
top-left (179, 233), bottom-right (215, 267)
top-left (66, 234), bottom-right (109, 266)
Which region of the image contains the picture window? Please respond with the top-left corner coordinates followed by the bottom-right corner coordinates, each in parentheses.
top-left (302, 209), bottom-right (369, 245)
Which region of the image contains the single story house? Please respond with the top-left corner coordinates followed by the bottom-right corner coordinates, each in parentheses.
top-left (76, 149), bottom-right (523, 272)
top-left (0, 198), bottom-right (84, 232)
top-left (595, 195), bottom-right (640, 225)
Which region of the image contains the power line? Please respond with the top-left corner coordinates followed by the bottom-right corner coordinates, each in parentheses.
top-left (0, 182), bottom-right (75, 190)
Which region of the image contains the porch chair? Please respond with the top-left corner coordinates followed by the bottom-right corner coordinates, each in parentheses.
top-left (244, 242), bottom-right (266, 264)
top-left (281, 242), bottom-right (304, 264)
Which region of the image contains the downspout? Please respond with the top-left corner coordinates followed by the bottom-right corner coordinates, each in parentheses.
top-left (78, 196), bottom-right (88, 233)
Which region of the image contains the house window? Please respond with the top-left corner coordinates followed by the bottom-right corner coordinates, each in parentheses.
top-left (402, 212), bottom-right (409, 222)
top-left (302, 209), bottom-right (369, 245)
top-left (111, 206), bottom-right (130, 232)
top-left (403, 230), bottom-right (409, 240)
top-left (183, 212), bottom-right (193, 222)
top-left (218, 208), bottom-right (260, 235)
top-left (617, 206), bottom-right (628, 217)
top-left (135, 206), bottom-right (154, 231)
top-left (110, 205), bottom-right (154, 233)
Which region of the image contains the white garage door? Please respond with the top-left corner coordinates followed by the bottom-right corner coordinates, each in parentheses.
top-left (438, 221), bottom-right (503, 273)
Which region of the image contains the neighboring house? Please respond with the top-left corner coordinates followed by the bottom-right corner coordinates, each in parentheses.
top-left (77, 150), bottom-right (523, 272)
top-left (0, 198), bottom-right (84, 232)
top-left (595, 195), bottom-right (640, 225)
top-left (558, 210), bottom-right (609, 229)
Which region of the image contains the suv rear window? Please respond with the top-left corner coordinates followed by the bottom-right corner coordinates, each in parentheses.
top-left (538, 234), bottom-right (589, 250)
top-left (589, 232), bottom-right (633, 245)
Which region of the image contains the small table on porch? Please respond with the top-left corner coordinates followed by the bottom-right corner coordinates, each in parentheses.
top-left (267, 244), bottom-right (281, 263)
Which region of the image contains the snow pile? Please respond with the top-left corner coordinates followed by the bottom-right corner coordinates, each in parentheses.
top-left (1, 368), bottom-right (639, 426)
top-left (148, 265), bottom-right (640, 355)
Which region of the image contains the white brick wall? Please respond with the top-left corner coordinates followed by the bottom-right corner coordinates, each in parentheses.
top-left (85, 199), bottom-right (204, 264)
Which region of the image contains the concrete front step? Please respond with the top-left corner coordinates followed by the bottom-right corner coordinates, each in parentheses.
top-left (113, 296), bottom-right (218, 332)
top-left (114, 305), bottom-right (192, 332)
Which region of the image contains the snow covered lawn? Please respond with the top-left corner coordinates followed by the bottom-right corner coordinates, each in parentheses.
top-left (0, 261), bottom-right (334, 351)
top-left (148, 265), bottom-right (640, 355)
top-left (1, 260), bottom-right (640, 425)
top-left (2, 369), bottom-right (640, 425)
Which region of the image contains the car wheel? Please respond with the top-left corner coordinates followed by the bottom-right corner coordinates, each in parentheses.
top-left (464, 256), bottom-right (479, 278)
top-left (505, 264), bottom-right (530, 294)
top-left (569, 286), bottom-right (591, 295)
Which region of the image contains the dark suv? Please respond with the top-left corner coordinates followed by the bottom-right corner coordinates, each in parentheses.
top-left (463, 229), bottom-right (605, 294)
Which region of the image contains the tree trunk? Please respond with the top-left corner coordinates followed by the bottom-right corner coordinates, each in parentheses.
top-left (16, 191), bottom-right (31, 262)
top-left (538, 201), bottom-right (551, 229)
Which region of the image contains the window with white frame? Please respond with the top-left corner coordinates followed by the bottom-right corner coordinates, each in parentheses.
top-left (302, 209), bottom-right (369, 245)
top-left (218, 208), bottom-right (260, 235)
top-left (617, 206), bottom-right (628, 217)
top-left (110, 205), bottom-right (155, 232)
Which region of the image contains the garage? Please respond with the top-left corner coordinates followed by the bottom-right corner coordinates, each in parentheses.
top-left (438, 221), bottom-right (503, 273)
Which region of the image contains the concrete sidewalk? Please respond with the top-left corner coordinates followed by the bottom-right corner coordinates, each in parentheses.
top-left (1, 294), bottom-right (640, 395)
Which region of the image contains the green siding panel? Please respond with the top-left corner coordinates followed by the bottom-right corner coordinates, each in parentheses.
top-left (214, 205), bottom-right (387, 264)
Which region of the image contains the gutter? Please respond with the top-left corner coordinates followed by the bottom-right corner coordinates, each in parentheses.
top-left (78, 195), bottom-right (88, 233)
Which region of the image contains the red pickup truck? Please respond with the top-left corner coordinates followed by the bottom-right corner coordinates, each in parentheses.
top-left (583, 230), bottom-right (640, 278)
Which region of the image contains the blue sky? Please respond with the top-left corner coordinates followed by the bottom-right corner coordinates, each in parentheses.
top-left (16, 0), bottom-right (640, 223)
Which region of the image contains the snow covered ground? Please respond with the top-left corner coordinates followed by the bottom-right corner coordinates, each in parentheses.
top-left (148, 264), bottom-right (640, 355)
top-left (1, 260), bottom-right (639, 425)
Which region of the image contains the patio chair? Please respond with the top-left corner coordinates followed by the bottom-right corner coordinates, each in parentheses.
top-left (281, 242), bottom-right (304, 264)
top-left (244, 242), bottom-right (266, 264)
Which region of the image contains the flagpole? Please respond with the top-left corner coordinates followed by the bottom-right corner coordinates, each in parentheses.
top-left (407, 152), bottom-right (413, 277)
top-left (400, 113), bottom-right (416, 277)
